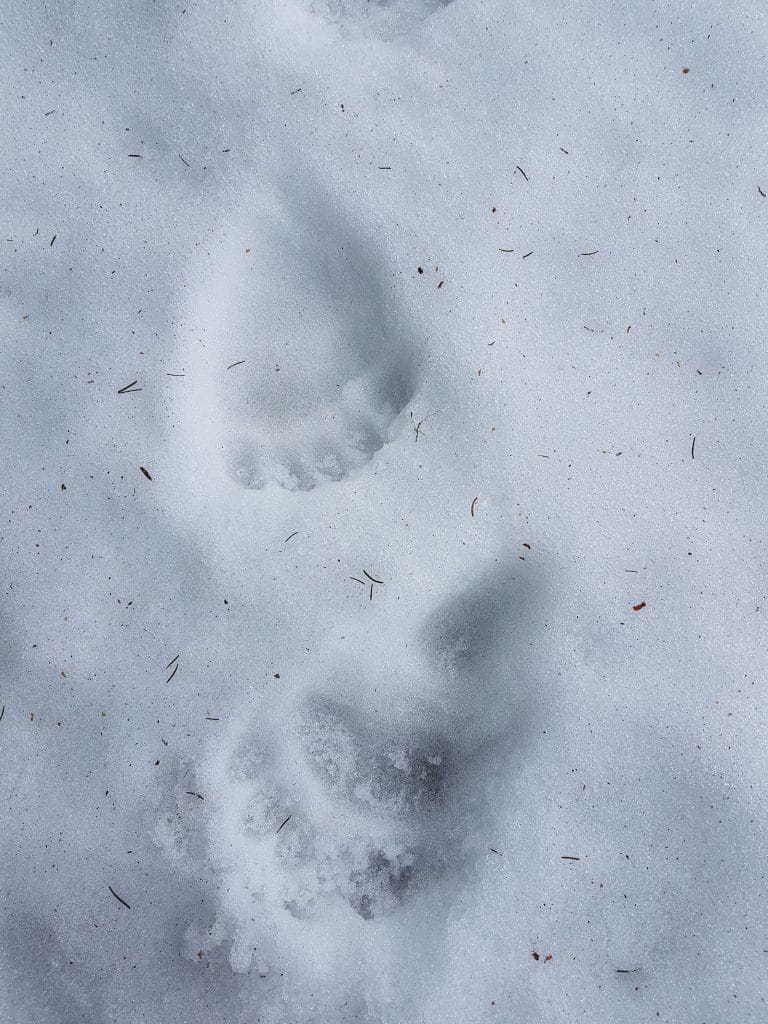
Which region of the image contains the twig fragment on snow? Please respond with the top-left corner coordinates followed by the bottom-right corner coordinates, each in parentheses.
top-left (108, 886), bottom-right (131, 909)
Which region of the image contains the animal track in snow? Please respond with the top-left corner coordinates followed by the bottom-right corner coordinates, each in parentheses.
top-left (304, 0), bottom-right (454, 38)
top-left (299, 696), bottom-right (450, 819)
top-left (289, 698), bottom-right (458, 920)
top-left (202, 693), bottom-right (457, 934)
top-left (190, 564), bottom-right (543, 981)
top-left (177, 187), bottom-right (420, 493)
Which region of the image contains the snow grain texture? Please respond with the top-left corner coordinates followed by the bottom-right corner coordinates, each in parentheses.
top-left (0, 0), bottom-right (766, 1022)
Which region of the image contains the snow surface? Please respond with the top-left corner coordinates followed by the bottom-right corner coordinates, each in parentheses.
top-left (1, 1), bottom-right (766, 1021)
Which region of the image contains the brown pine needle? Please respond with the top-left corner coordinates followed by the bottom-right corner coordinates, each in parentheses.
top-left (108, 886), bottom-right (131, 909)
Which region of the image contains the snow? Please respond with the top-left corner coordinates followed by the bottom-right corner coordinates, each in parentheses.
top-left (1, 1), bottom-right (766, 1021)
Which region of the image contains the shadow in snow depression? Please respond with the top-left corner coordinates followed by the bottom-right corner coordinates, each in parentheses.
top-left (179, 184), bottom-right (421, 494)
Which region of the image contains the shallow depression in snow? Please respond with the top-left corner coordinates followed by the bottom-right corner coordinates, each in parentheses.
top-left (1, 0), bottom-right (767, 1022)
top-left (176, 186), bottom-right (420, 493)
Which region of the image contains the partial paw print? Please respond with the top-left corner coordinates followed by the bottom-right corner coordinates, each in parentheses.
top-left (280, 696), bottom-right (458, 920)
top-left (177, 186), bottom-right (420, 493)
top-left (203, 696), bottom-right (456, 934)
top-left (306, 0), bottom-right (455, 37)
top-left (300, 696), bottom-right (450, 819)
top-left (419, 564), bottom-right (544, 758)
